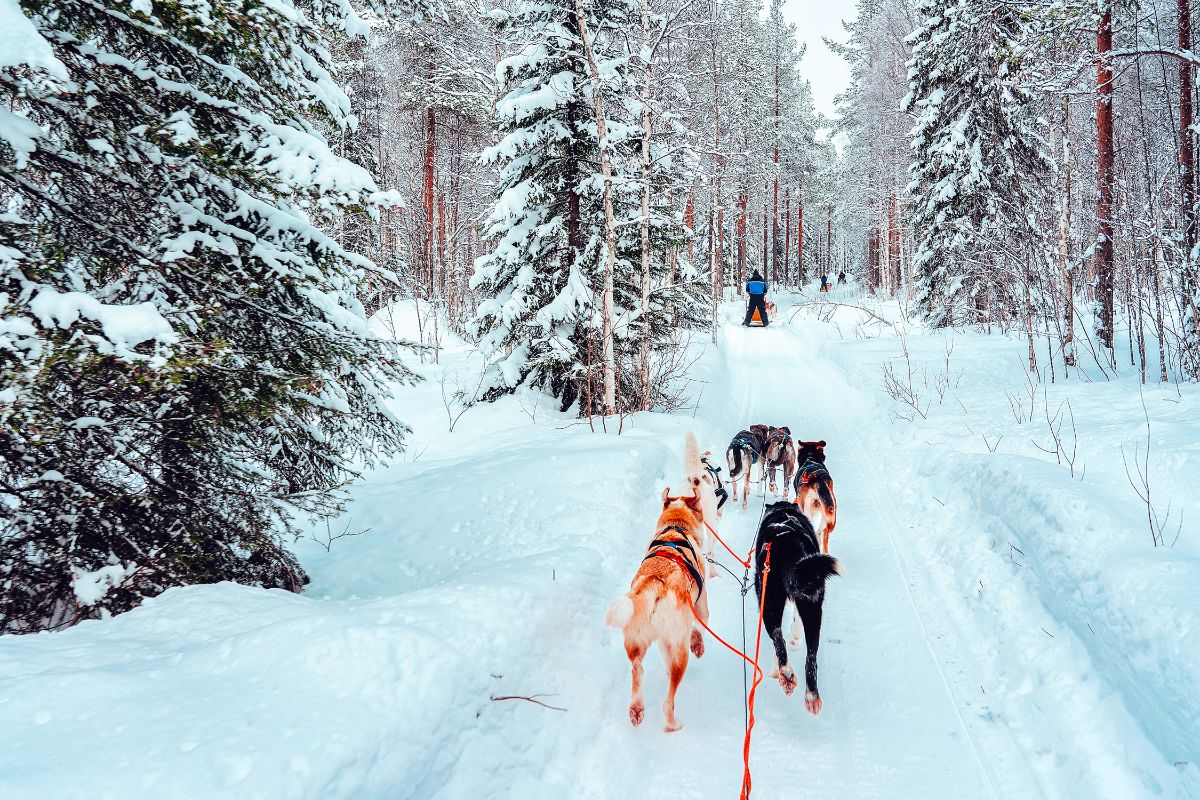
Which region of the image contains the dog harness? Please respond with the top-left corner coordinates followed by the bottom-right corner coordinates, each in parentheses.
top-left (766, 429), bottom-right (790, 449)
top-left (795, 458), bottom-right (830, 486)
top-left (700, 456), bottom-right (729, 510)
top-left (643, 526), bottom-right (705, 598)
top-left (730, 434), bottom-right (760, 464)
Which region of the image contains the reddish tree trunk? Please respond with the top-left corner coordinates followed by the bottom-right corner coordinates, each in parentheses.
top-left (783, 190), bottom-right (791, 286)
top-left (762, 193), bottom-right (768, 273)
top-left (1181, 0), bottom-right (1196, 262)
top-left (685, 193), bottom-right (695, 261)
top-left (1096, 6), bottom-right (1116, 351)
top-left (423, 105), bottom-right (437, 296)
top-left (797, 199), bottom-right (804, 282)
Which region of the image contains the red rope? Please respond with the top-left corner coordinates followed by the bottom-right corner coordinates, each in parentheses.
top-left (677, 542), bottom-right (772, 799)
top-left (705, 520), bottom-right (753, 569)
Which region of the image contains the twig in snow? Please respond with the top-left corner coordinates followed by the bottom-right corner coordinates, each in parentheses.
top-left (491, 694), bottom-right (568, 712)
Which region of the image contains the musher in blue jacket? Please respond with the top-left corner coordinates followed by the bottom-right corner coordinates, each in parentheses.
top-left (743, 270), bottom-right (769, 326)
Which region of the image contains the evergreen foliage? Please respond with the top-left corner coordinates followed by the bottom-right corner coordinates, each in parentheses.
top-left (0, 0), bottom-right (415, 631)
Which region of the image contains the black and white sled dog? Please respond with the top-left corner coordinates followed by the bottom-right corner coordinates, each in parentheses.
top-left (754, 500), bottom-right (842, 715)
top-left (726, 425), bottom-right (766, 510)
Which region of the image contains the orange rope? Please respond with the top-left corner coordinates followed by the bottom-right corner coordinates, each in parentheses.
top-left (681, 542), bottom-right (772, 799)
top-left (705, 520), bottom-right (753, 569)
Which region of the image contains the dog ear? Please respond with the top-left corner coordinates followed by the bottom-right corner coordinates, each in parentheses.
top-left (662, 486), bottom-right (671, 506)
top-left (817, 440), bottom-right (826, 449)
top-left (684, 487), bottom-right (703, 515)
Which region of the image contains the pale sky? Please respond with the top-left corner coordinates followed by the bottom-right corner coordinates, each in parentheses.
top-left (780, 0), bottom-right (856, 123)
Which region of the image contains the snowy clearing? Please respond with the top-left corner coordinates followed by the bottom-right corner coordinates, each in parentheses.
top-left (1, 295), bottom-right (1197, 799)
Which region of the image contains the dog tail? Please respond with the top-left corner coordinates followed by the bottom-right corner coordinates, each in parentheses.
top-left (684, 431), bottom-right (700, 476)
top-left (605, 595), bottom-right (635, 628)
top-left (792, 553), bottom-right (843, 590)
top-left (727, 445), bottom-right (742, 478)
top-left (605, 584), bottom-right (659, 629)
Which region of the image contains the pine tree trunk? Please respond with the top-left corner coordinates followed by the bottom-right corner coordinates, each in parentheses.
top-left (574, 0), bottom-right (617, 415)
top-left (797, 197), bottom-right (804, 283)
top-left (423, 104), bottom-right (437, 298)
top-left (1181, 0), bottom-right (1196, 265)
top-left (888, 193), bottom-right (900, 298)
top-left (737, 191), bottom-right (747, 294)
top-left (1059, 95), bottom-right (1076, 372)
top-left (686, 192), bottom-right (695, 262)
top-left (1095, 5), bottom-right (1116, 356)
top-left (638, 0), bottom-right (653, 412)
top-left (784, 189), bottom-right (791, 285)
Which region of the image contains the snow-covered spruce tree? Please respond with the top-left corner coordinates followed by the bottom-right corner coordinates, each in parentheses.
top-left (0, 0), bottom-right (414, 631)
top-left (902, 0), bottom-right (1052, 327)
top-left (472, 0), bottom-right (697, 413)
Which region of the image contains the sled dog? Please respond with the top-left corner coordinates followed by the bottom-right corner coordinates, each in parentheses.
top-left (762, 425), bottom-right (797, 501)
top-left (725, 425), bottom-right (767, 509)
top-left (754, 500), bottom-right (842, 715)
top-left (684, 431), bottom-right (727, 577)
top-left (605, 487), bottom-right (709, 732)
top-left (791, 440), bottom-right (837, 555)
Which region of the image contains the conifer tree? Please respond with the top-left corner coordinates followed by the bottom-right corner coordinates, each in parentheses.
top-left (0, 0), bottom-right (414, 630)
top-left (903, 0), bottom-right (1052, 326)
top-left (472, 0), bottom-right (698, 413)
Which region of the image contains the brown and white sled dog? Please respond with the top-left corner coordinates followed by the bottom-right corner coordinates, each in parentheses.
top-left (762, 425), bottom-right (797, 500)
top-left (605, 488), bottom-right (709, 732)
top-left (792, 440), bottom-right (837, 554)
top-left (726, 425), bottom-right (767, 509)
top-left (684, 431), bottom-right (727, 576)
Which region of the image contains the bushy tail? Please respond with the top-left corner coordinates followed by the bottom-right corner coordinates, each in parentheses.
top-left (792, 553), bottom-right (843, 591)
top-left (605, 584), bottom-right (659, 629)
top-left (685, 431), bottom-right (701, 476)
top-left (727, 445), bottom-right (743, 478)
top-left (817, 481), bottom-right (835, 509)
top-left (605, 595), bottom-right (635, 628)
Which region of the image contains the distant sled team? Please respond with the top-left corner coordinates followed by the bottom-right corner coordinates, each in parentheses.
top-left (606, 426), bottom-right (842, 732)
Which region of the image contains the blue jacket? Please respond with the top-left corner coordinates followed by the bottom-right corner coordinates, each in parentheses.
top-left (746, 280), bottom-right (768, 295)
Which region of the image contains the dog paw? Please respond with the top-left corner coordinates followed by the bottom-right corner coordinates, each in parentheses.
top-left (767, 665), bottom-right (779, 679)
top-left (804, 691), bottom-right (822, 716)
top-left (690, 629), bottom-right (705, 658)
top-left (629, 703), bottom-right (644, 726)
top-left (778, 667), bottom-right (797, 696)
top-left (787, 633), bottom-right (802, 647)
top-left (663, 719), bottom-right (683, 733)
top-left (769, 483), bottom-right (777, 494)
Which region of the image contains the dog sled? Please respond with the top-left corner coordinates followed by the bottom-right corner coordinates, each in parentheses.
top-left (748, 301), bottom-right (776, 326)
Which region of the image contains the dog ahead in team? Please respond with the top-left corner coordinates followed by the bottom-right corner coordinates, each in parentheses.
top-left (753, 500), bottom-right (842, 715)
top-left (762, 425), bottom-right (797, 501)
top-left (792, 440), bottom-right (837, 554)
top-left (684, 431), bottom-right (727, 577)
top-left (605, 487), bottom-right (709, 732)
top-left (726, 425), bottom-right (767, 509)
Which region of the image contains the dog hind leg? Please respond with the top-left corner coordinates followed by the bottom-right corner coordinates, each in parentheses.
top-left (625, 639), bottom-right (646, 726)
top-left (796, 599), bottom-right (824, 715)
top-left (661, 640), bottom-right (689, 732)
top-left (787, 606), bottom-right (804, 647)
top-left (762, 600), bottom-right (795, 695)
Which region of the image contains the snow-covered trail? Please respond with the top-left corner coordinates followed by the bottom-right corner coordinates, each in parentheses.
top-left (603, 310), bottom-right (1038, 799)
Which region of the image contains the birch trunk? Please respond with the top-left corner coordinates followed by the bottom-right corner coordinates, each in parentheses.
top-left (575, 0), bottom-right (617, 415)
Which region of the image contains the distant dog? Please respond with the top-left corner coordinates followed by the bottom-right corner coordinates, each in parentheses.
top-left (606, 487), bottom-right (709, 732)
top-left (725, 426), bottom-right (765, 509)
top-left (792, 440), bottom-right (837, 554)
top-left (684, 431), bottom-right (728, 577)
top-left (754, 500), bottom-right (842, 715)
top-left (762, 426), bottom-right (796, 500)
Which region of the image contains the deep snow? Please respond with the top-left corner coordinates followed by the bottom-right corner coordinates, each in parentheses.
top-left (1, 291), bottom-right (1197, 799)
